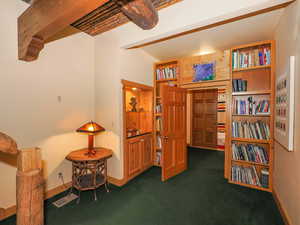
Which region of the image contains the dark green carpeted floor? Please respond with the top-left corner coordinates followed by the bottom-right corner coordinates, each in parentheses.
top-left (1, 148), bottom-right (283, 225)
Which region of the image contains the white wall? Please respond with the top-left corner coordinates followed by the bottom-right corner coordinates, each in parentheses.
top-left (274, 1), bottom-right (300, 225)
top-left (0, 0), bottom-right (95, 208)
top-left (94, 31), bottom-right (156, 179)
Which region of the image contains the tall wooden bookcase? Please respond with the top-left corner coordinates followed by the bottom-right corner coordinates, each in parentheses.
top-left (153, 60), bottom-right (180, 167)
top-left (228, 40), bottom-right (275, 192)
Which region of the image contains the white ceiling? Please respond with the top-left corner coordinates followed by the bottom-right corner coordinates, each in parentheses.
top-left (141, 9), bottom-right (284, 60)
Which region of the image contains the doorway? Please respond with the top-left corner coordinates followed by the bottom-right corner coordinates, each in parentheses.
top-left (188, 88), bottom-right (227, 152)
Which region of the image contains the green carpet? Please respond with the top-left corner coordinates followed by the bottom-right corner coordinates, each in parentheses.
top-left (1, 148), bottom-right (283, 225)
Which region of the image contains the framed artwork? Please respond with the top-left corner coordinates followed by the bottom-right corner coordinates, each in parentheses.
top-left (193, 62), bottom-right (216, 82)
top-left (275, 56), bottom-right (295, 151)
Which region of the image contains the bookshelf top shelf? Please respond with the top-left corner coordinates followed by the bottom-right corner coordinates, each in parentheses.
top-left (231, 40), bottom-right (273, 51)
top-left (232, 90), bottom-right (271, 96)
top-left (155, 60), bottom-right (178, 67)
top-left (232, 65), bottom-right (271, 72)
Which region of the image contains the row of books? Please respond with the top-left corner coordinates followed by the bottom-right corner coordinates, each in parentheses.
top-left (232, 79), bottom-right (247, 92)
top-left (232, 165), bottom-right (269, 188)
top-left (156, 66), bottom-right (177, 80)
top-left (232, 143), bottom-right (269, 164)
top-left (155, 104), bottom-right (162, 113)
top-left (156, 136), bottom-right (162, 149)
top-left (233, 98), bottom-right (270, 115)
top-left (156, 118), bottom-right (162, 132)
top-left (232, 120), bottom-right (270, 140)
top-left (232, 47), bottom-right (271, 70)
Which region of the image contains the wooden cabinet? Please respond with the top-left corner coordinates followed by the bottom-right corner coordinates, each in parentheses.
top-left (122, 80), bottom-right (154, 184)
top-left (142, 134), bottom-right (153, 169)
top-left (127, 136), bottom-right (143, 178)
top-left (126, 134), bottom-right (153, 180)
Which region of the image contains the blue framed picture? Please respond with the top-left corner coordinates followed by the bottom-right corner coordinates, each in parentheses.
top-left (193, 62), bottom-right (216, 82)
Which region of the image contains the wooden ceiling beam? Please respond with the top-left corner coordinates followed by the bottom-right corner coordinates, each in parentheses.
top-left (119, 0), bottom-right (158, 29)
top-left (18, 0), bottom-right (110, 62)
top-left (72, 0), bottom-right (181, 36)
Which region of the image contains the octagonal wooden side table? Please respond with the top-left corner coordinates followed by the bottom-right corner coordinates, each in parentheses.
top-left (66, 147), bottom-right (113, 203)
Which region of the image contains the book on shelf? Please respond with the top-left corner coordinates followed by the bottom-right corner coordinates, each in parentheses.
top-left (232, 47), bottom-right (271, 70)
top-left (232, 143), bottom-right (269, 164)
top-left (232, 120), bottom-right (270, 140)
top-left (261, 169), bottom-right (269, 188)
top-left (156, 118), bottom-right (162, 132)
top-left (156, 136), bottom-right (162, 149)
top-left (231, 165), bottom-right (262, 187)
top-left (233, 96), bottom-right (270, 115)
top-left (232, 79), bottom-right (247, 92)
top-left (156, 66), bottom-right (177, 80)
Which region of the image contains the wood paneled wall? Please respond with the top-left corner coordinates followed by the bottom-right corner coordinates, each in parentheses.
top-left (179, 50), bottom-right (230, 85)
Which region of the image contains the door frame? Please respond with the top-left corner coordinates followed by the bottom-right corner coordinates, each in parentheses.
top-left (180, 80), bottom-right (231, 179)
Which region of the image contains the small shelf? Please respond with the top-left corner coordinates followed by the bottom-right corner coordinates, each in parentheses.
top-left (156, 78), bottom-right (177, 83)
top-left (232, 65), bottom-right (271, 72)
top-left (232, 114), bottom-right (270, 117)
top-left (229, 180), bottom-right (271, 192)
top-left (231, 138), bottom-right (271, 144)
top-left (232, 159), bottom-right (269, 167)
top-left (155, 113), bottom-right (162, 116)
top-left (232, 90), bottom-right (271, 96)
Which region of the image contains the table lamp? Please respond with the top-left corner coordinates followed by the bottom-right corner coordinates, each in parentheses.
top-left (76, 121), bottom-right (105, 156)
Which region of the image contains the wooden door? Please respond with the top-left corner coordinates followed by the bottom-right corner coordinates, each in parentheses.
top-left (191, 89), bottom-right (218, 148)
top-left (142, 134), bottom-right (153, 169)
top-left (161, 86), bottom-right (187, 181)
top-left (127, 137), bottom-right (142, 178)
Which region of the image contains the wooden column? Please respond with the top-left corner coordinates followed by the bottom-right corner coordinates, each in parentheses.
top-left (0, 132), bottom-right (18, 155)
top-left (16, 148), bottom-right (44, 225)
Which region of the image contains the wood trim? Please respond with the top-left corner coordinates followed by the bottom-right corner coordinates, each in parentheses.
top-left (0, 205), bottom-right (16, 221)
top-left (44, 182), bottom-right (72, 199)
top-left (121, 79), bottom-right (153, 90)
top-left (127, 1), bottom-right (293, 49)
top-left (107, 176), bottom-right (127, 187)
top-left (273, 188), bottom-right (292, 225)
top-left (0, 181), bottom-right (72, 221)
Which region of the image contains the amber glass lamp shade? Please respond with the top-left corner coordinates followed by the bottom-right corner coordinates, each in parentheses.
top-left (76, 121), bottom-right (105, 156)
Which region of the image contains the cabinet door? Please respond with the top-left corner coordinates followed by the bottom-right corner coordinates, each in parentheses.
top-left (127, 138), bottom-right (142, 178)
top-left (161, 86), bottom-right (187, 181)
top-left (142, 135), bottom-right (153, 169)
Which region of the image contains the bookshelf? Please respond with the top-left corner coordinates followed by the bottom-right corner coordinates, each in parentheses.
top-left (229, 40), bottom-right (275, 192)
top-left (153, 60), bottom-right (180, 167)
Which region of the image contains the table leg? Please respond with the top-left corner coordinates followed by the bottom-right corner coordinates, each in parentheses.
top-left (77, 190), bottom-right (81, 204)
top-left (93, 190), bottom-right (98, 201)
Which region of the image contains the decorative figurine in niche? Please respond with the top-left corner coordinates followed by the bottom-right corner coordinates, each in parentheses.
top-left (129, 96), bottom-right (138, 112)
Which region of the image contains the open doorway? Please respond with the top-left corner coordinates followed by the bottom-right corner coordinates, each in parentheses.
top-left (188, 88), bottom-right (227, 152)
